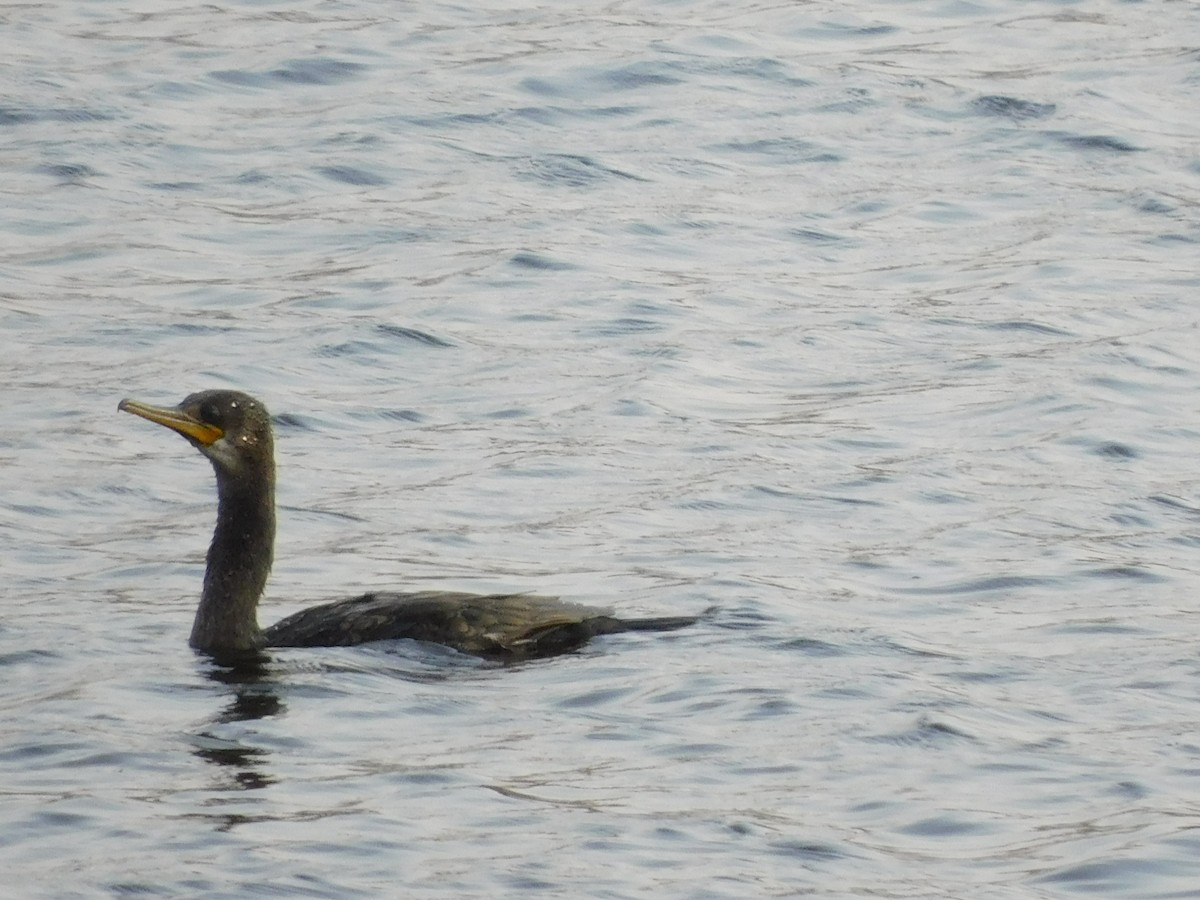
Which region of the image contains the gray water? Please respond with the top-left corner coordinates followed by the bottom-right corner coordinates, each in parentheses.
top-left (3, 0), bottom-right (1200, 896)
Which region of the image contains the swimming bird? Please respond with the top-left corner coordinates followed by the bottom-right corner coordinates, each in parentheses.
top-left (119, 390), bottom-right (696, 660)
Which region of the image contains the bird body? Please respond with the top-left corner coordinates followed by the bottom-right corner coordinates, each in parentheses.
top-left (264, 590), bottom-right (694, 658)
top-left (119, 390), bottom-right (696, 660)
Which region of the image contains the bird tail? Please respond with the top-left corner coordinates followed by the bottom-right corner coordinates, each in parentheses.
top-left (616, 614), bottom-right (699, 633)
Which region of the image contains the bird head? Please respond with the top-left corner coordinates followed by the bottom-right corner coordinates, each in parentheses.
top-left (119, 389), bottom-right (274, 484)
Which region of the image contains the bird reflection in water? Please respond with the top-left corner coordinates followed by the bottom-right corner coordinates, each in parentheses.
top-left (191, 652), bottom-right (281, 794)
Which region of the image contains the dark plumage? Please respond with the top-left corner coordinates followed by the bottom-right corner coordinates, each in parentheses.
top-left (119, 390), bottom-right (696, 660)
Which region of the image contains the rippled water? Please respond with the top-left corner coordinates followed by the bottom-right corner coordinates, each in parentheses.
top-left (3, 0), bottom-right (1200, 895)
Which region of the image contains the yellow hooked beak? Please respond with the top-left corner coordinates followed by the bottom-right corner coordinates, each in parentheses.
top-left (118, 398), bottom-right (224, 446)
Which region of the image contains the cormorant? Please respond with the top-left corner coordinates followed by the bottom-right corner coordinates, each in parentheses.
top-left (118, 390), bottom-right (696, 660)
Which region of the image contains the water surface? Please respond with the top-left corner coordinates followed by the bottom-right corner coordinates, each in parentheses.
top-left (2, 0), bottom-right (1199, 895)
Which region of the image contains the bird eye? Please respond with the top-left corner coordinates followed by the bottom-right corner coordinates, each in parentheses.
top-left (198, 401), bottom-right (222, 424)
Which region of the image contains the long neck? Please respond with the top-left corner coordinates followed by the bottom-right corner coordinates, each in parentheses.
top-left (191, 464), bottom-right (276, 653)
